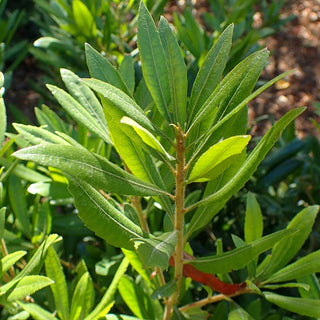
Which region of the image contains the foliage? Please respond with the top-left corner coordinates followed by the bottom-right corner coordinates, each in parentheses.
top-left (10, 3), bottom-right (320, 319)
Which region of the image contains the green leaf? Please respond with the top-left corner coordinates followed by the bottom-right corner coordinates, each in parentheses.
top-left (298, 274), bottom-right (320, 299)
top-left (264, 249), bottom-right (320, 284)
top-left (262, 283), bottom-right (310, 291)
top-left (121, 116), bottom-right (174, 161)
top-left (187, 24), bottom-right (233, 124)
top-left (257, 205), bottom-right (319, 279)
top-left (60, 68), bottom-right (111, 142)
top-left (119, 55), bottom-right (135, 94)
top-left (188, 135), bottom-right (251, 183)
top-left (186, 107), bottom-right (305, 238)
top-left (133, 231), bottom-right (177, 269)
top-left (67, 177), bottom-right (146, 250)
top-left (138, 1), bottom-right (171, 123)
top-left (105, 315), bottom-right (141, 320)
top-left (14, 144), bottom-right (169, 196)
top-left (0, 251), bottom-right (26, 279)
top-left (72, 0), bottom-right (96, 38)
top-left (8, 175), bottom-right (31, 238)
top-left (85, 43), bottom-right (132, 96)
top-left (229, 303), bottom-right (255, 320)
top-left (118, 275), bottom-right (163, 319)
top-left (45, 246), bottom-right (69, 320)
top-left (18, 302), bottom-right (58, 320)
top-left (245, 193), bottom-right (263, 243)
top-left (13, 123), bottom-right (68, 145)
top-left (188, 228), bottom-right (294, 274)
top-left (0, 207), bottom-right (6, 240)
top-left (159, 17), bottom-right (187, 125)
top-left (263, 291), bottom-right (320, 318)
top-left (47, 84), bottom-right (111, 144)
top-left (85, 258), bottom-right (129, 320)
top-left (151, 280), bottom-right (176, 300)
top-left (2, 276), bottom-right (53, 302)
top-left (0, 78), bottom-right (6, 146)
top-left (82, 78), bottom-right (154, 132)
top-left (70, 272), bottom-right (95, 320)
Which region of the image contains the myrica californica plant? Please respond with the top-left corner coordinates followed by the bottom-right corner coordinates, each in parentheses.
top-left (13, 2), bottom-right (320, 319)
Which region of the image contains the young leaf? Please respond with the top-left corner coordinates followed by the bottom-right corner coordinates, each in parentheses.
top-left (2, 276), bottom-right (53, 302)
top-left (186, 107), bottom-right (305, 238)
top-left (70, 272), bottom-right (95, 320)
top-left (257, 205), bottom-right (319, 280)
top-left (18, 301), bottom-right (59, 320)
top-left (187, 135), bottom-right (251, 183)
top-left (67, 176), bottom-right (146, 250)
top-left (14, 144), bottom-right (169, 197)
top-left (263, 292), bottom-right (320, 318)
top-left (121, 116), bottom-right (174, 161)
top-left (85, 43), bottom-right (132, 96)
top-left (187, 24), bottom-right (233, 124)
top-left (187, 228), bottom-right (294, 274)
top-left (133, 231), bottom-right (177, 269)
top-left (0, 251), bottom-right (26, 279)
top-left (45, 246), bottom-right (69, 320)
top-left (72, 0), bottom-right (96, 38)
top-left (245, 193), bottom-right (263, 243)
top-left (47, 84), bottom-right (112, 144)
top-left (264, 250), bottom-right (320, 284)
top-left (137, 1), bottom-right (171, 123)
top-left (159, 17), bottom-right (187, 125)
top-left (85, 258), bottom-right (129, 320)
top-left (13, 123), bottom-right (68, 145)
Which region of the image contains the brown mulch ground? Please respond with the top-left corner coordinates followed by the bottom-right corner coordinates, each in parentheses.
top-left (5, 0), bottom-right (320, 140)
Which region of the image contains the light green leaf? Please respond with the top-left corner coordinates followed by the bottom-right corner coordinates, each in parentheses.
top-left (188, 135), bottom-right (251, 183)
top-left (13, 123), bottom-right (68, 145)
top-left (121, 116), bottom-right (174, 161)
top-left (72, 0), bottom-right (96, 38)
top-left (186, 107), bottom-right (305, 238)
top-left (257, 205), bottom-right (319, 279)
top-left (60, 68), bottom-right (110, 142)
top-left (45, 246), bottom-right (69, 320)
top-left (138, 1), bottom-right (171, 123)
top-left (85, 43), bottom-right (132, 96)
top-left (0, 78), bottom-right (6, 146)
top-left (105, 315), bottom-right (141, 320)
top-left (188, 228), bottom-right (294, 274)
top-left (82, 78), bottom-right (154, 132)
top-left (0, 251), bottom-right (26, 279)
top-left (3, 276), bottom-right (53, 302)
top-left (70, 272), bottom-right (95, 320)
top-left (264, 249), bottom-right (320, 284)
top-left (14, 144), bottom-right (169, 196)
top-left (0, 207), bottom-right (6, 240)
top-left (263, 291), bottom-right (320, 318)
top-left (133, 231), bottom-right (177, 269)
top-left (47, 84), bottom-right (111, 144)
top-left (262, 283), bottom-right (310, 291)
top-left (159, 17), bottom-right (187, 125)
top-left (229, 303), bottom-right (255, 320)
top-left (18, 301), bottom-right (59, 320)
top-left (298, 274), bottom-right (320, 299)
top-left (245, 193), bottom-right (263, 243)
top-left (67, 177), bottom-right (146, 250)
top-left (85, 258), bottom-right (129, 320)
top-left (187, 24), bottom-right (233, 124)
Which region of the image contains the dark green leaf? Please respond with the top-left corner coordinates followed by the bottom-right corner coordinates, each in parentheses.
top-left (119, 55), bottom-right (135, 94)
top-left (151, 280), bottom-right (176, 300)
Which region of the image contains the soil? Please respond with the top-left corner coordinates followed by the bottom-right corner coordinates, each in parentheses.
top-left (4, 0), bottom-right (320, 139)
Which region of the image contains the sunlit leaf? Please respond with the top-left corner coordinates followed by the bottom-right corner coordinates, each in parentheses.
top-left (0, 251), bottom-right (26, 279)
top-left (245, 193), bottom-right (263, 243)
top-left (19, 301), bottom-right (58, 320)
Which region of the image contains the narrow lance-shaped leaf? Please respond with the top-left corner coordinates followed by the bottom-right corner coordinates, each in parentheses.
top-left (0, 73), bottom-right (6, 145)
top-left (45, 246), bottom-right (69, 320)
top-left (185, 107), bottom-right (305, 239)
top-left (67, 176), bottom-right (146, 250)
top-left (263, 292), bottom-right (320, 318)
top-left (245, 193), bottom-right (263, 243)
top-left (138, 1), bottom-right (171, 123)
top-left (187, 24), bottom-right (233, 125)
top-left (14, 144), bottom-right (170, 197)
top-left (85, 43), bottom-right (132, 96)
top-left (121, 116), bottom-right (174, 161)
top-left (187, 228), bottom-right (294, 274)
top-left (18, 301), bottom-right (59, 320)
top-left (264, 250), bottom-right (320, 284)
top-left (257, 205), bottom-right (319, 280)
top-left (159, 17), bottom-right (187, 125)
top-left (133, 231), bottom-right (177, 269)
top-left (187, 135), bottom-right (251, 183)
top-left (0, 251), bottom-right (26, 279)
top-left (47, 84), bottom-right (112, 144)
top-left (60, 68), bottom-right (110, 142)
top-left (119, 54), bottom-right (135, 94)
